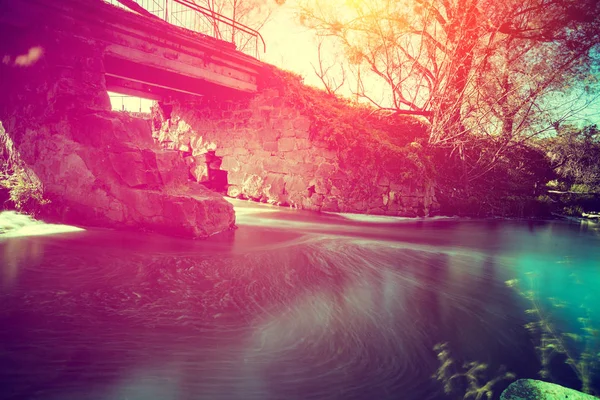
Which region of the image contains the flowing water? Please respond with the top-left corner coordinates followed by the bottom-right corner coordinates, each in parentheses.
top-left (1, 201), bottom-right (599, 400)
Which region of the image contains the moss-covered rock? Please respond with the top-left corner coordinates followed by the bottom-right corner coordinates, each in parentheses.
top-left (501, 379), bottom-right (598, 400)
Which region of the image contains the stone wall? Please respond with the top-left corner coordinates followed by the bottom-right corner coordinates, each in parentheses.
top-left (153, 71), bottom-right (438, 217)
top-left (0, 21), bottom-right (235, 238)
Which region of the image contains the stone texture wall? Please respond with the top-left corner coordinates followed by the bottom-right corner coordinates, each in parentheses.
top-left (153, 79), bottom-right (438, 217)
top-left (0, 22), bottom-right (235, 238)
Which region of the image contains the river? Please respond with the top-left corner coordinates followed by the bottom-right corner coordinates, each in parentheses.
top-left (1, 200), bottom-right (599, 400)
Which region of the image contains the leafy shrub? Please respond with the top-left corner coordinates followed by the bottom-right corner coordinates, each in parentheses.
top-left (545, 124), bottom-right (600, 193)
top-left (570, 184), bottom-right (592, 194)
top-left (434, 138), bottom-right (556, 217)
top-left (0, 167), bottom-right (49, 215)
top-left (543, 192), bottom-right (600, 216)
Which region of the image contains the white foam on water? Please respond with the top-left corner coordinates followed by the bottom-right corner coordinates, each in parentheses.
top-left (0, 211), bottom-right (84, 238)
top-left (324, 212), bottom-right (461, 223)
top-left (327, 212), bottom-right (417, 223)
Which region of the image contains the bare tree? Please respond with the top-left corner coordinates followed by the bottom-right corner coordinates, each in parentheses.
top-left (311, 39), bottom-right (346, 95)
top-left (190, 0), bottom-right (280, 53)
top-left (297, 0), bottom-right (600, 184)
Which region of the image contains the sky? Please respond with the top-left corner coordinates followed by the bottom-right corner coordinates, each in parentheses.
top-left (259, 2), bottom-right (335, 88)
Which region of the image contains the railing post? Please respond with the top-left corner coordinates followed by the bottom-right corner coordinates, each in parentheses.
top-left (164, 0), bottom-right (169, 23)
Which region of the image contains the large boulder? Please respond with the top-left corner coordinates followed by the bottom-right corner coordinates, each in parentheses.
top-left (0, 112), bottom-right (235, 239)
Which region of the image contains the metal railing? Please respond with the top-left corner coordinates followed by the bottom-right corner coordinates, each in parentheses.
top-left (106, 0), bottom-right (166, 19)
top-left (104, 0), bottom-right (266, 59)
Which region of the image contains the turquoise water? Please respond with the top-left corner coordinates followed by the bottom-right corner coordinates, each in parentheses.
top-left (0, 202), bottom-right (599, 399)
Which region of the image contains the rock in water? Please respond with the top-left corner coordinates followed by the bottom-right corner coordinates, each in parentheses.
top-left (0, 112), bottom-right (235, 239)
top-left (501, 379), bottom-right (597, 400)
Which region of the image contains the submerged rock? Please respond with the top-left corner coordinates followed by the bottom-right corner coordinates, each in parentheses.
top-left (501, 379), bottom-right (597, 400)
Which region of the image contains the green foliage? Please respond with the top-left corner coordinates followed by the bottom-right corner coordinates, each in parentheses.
top-left (571, 184), bottom-right (592, 194)
top-left (0, 167), bottom-right (49, 215)
top-left (536, 195), bottom-right (554, 205)
top-left (433, 342), bottom-right (516, 400)
top-left (545, 192), bottom-right (600, 216)
top-left (506, 275), bottom-right (600, 394)
top-left (546, 180), bottom-right (562, 190)
top-left (545, 124), bottom-right (600, 194)
top-left (563, 205), bottom-right (586, 217)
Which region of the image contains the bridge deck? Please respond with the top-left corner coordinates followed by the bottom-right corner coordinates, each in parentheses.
top-left (0, 0), bottom-right (264, 99)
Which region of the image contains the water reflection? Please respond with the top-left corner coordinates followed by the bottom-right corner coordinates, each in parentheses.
top-left (0, 206), bottom-right (598, 399)
top-left (0, 211), bottom-right (85, 290)
top-left (1, 237), bottom-right (43, 290)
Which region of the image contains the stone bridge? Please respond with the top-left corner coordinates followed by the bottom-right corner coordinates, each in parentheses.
top-left (0, 0), bottom-right (437, 238)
